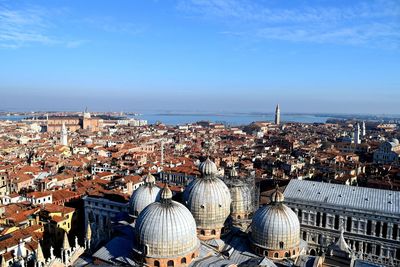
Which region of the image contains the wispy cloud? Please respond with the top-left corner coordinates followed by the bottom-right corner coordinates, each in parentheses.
top-left (82, 16), bottom-right (146, 35)
top-left (66, 39), bottom-right (89, 48)
top-left (0, 5), bottom-right (55, 48)
top-left (177, 0), bottom-right (400, 49)
top-left (0, 4), bottom-right (87, 49)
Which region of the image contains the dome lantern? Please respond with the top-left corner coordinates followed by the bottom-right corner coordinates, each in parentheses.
top-left (199, 157), bottom-right (218, 177)
top-left (270, 184), bottom-right (285, 204)
top-left (160, 184), bottom-right (173, 204)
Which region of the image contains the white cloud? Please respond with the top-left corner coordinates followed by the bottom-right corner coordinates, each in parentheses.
top-left (0, 5), bottom-right (54, 48)
top-left (0, 4), bottom-right (87, 49)
top-left (66, 39), bottom-right (89, 48)
top-left (82, 17), bottom-right (146, 35)
top-left (178, 0), bottom-right (400, 49)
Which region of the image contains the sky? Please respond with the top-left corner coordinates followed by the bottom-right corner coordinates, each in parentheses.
top-left (0, 0), bottom-right (399, 114)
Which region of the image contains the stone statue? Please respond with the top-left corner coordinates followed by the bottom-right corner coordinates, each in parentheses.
top-left (50, 246), bottom-right (54, 259)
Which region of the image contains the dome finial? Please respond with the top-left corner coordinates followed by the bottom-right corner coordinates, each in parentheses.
top-left (161, 183), bottom-right (173, 203)
top-left (270, 185), bottom-right (284, 204)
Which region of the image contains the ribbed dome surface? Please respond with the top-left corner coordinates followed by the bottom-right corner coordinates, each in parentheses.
top-left (129, 184), bottom-right (161, 216)
top-left (199, 158), bottom-right (218, 177)
top-left (230, 183), bottom-right (253, 215)
top-left (251, 204), bottom-right (300, 250)
top-left (185, 177), bottom-right (231, 229)
top-left (270, 190), bottom-right (285, 203)
top-left (135, 200), bottom-right (199, 258)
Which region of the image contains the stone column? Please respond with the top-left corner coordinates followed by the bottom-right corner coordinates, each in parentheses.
top-left (379, 223), bottom-right (383, 238)
top-left (387, 223), bottom-right (393, 240)
top-left (397, 224), bottom-right (400, 240)
top-left (372, 244), bottom-right (377, 255)
top-left (371, 220), bottom-right (376, 236)
top-left (342, 216), bottom-right (347, 231)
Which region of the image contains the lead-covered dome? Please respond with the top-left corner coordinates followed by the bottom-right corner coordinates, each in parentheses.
top-left (185, 158), bottom-right (231, 240)
top-left (250, 187), bottom-right (300, 259)
top-left (135, 185), bottom-right (199, 265)
top-left (229, 181), bottom-right (253, 220)
top-left (129, 174), bottom-right (161, 217)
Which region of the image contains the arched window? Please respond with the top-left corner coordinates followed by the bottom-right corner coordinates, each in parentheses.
top-left (310, 249), bottom-right (316, 256)
top-left (279, 241), bottom-right (284, 249)
top-left (274, 252), bottom-right (279, 258)
top-left (192, 253), bottom-right (195, 259)
top-left (200, 230), bottom-right (205, 235)
top-left (237, 215), bottom-right (241, 219)
top-left (167, 260), bottom-right (174, 267)
top-left (211, 229), bottom-right (216, 235)
top-left (285, 252), bottom-right (290, 257)
top-left (293, 250), bottom-right (296, 256)
top-left (181, 257), bottom-right (187, 264)
top-left (154, 260), bottom-right (160, 267)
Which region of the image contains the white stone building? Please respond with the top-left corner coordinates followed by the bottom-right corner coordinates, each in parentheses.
top-left (284, 179), bottom-right (400, 266)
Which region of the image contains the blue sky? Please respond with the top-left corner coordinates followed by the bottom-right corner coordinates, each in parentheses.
top-left (0, 0), bottom-right (399, 114)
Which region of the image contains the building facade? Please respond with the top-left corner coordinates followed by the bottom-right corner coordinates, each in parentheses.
top-left (373, 139), bottom-right (400, 164)
top-left (46, 111), bottom-right (103, 133)
top-left (284, 179), bottom-right (400, 266)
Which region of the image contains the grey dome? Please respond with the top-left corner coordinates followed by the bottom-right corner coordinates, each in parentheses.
top-left (199, 158), bottom-right (218, 177)
top-left (230, 182), bottom-right (253, 217)
top-left (129, 178), bottom-right (161, 216)
top-left (251, 189), bottom-right (300, 252)
top-left (185, 177), bottom-right (231, 230)
top-left (135, 187), bottom-right (199, 258)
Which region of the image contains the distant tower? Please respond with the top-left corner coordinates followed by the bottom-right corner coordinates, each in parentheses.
top-left (60, 122), bottom-right (68, 146)
top-left (354, 123), bottom-right (361, 144)
top-left (274, 104), bottom-right (281, 125)
top-left (361, 121), bottom-right (366, 136)
top-left (83, 107), bottom-right (91, 119)
top-left (160, 139), bottom-right (164, 166)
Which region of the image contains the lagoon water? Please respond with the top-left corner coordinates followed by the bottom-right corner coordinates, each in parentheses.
top-left (0, 114), bottom-right (331, 126)
top-left (133, 114), bottom-right (331, 125)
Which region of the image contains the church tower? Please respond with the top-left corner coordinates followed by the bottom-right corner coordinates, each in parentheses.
top-left (361, 121), bottom-right (366, 136)
top-left (354, 123), bottom-right (361, 145)
top-left (60, 122), bottom-right (68, 146)
top-left (274, 104), bottom-right (280, 125)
